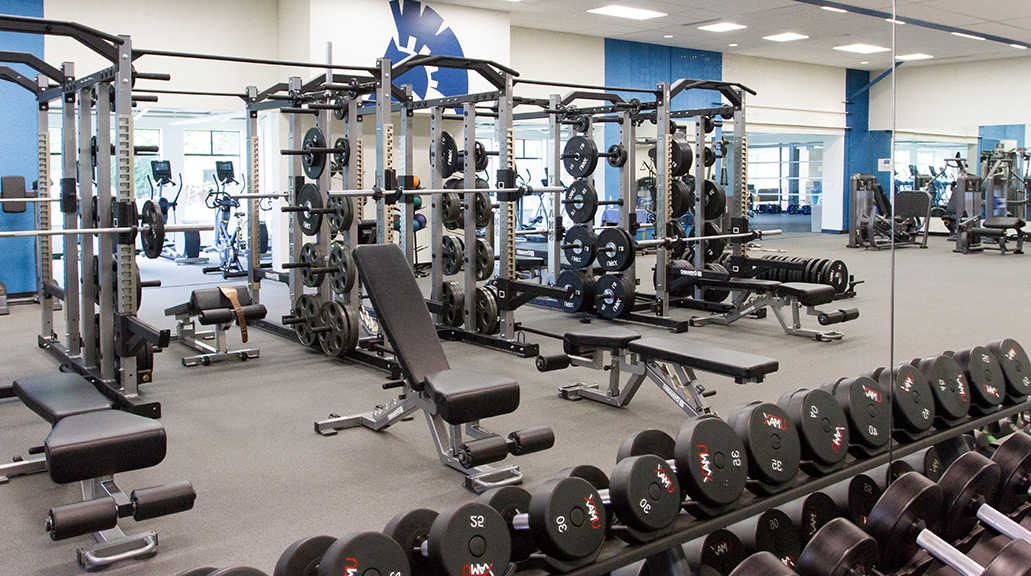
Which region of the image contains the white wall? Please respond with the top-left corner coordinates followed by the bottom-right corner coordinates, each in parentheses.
top-left (510, 27), bottom-right (604, 100)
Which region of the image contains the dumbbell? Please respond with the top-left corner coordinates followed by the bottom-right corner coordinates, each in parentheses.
top-left (951, 346), bottom-right (1008, 413)
top-left (865, 363), bottom-right (936, 441)
top-left (822, 376), bottom-right (891, 458)
top-left (910, 353), bottom-right (974, 425)
top-left (887, 446), bottom-right (946, 483)
top-left (46, 481), bottom-right (196, 541)
top-left (866, 471), bottom-right (1031, 575)
top-left (383, 503), bottom-right (511, 576)
top-left (616, 416), bottom-right (750, 517)
top-left (779, 490), bottom-right (841, 546)
top-left (478, 477), bottom-right (606, 567)
top-left (554, 456), bottom-right (681, 543)
top-left (632, 529), bottom-right (746, 576)
top-left (824, 473), bottom-right (883, 529)
top-left (991, 431), bottom-right (1031, 513)
top-left (777, 388), bottom-right (851, 476)
top-left (986, 339), bottom-right (1031, 403)
top-left (727, 508), bottom-right (803, 567)
top-left (728, 516), bottom-right (878, 576)
top-left (726, 402), bottom-right (802, 495)
top-left (273, 532), bottom-right (409, 576)
top-left (933, 450), bottom-right (1031, 545)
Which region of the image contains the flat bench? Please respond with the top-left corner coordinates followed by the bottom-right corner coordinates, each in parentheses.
top-left (165, 286), bottom-right (266, 366)
top-left (1, 372), bottom-right (194, 570)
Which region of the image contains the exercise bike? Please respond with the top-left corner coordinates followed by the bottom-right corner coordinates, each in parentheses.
top-left (202, 162), bottom-right (246, 277)
top-left (148, 160), bottom-right (207, 265)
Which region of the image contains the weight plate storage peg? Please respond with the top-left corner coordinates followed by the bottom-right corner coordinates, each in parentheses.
top-left (294, 182), bottom-right (324, 236)
top-left (777, 388), bottom-right (850, 475)
top-left (301, 127), bottom-right (327, 180)
top-left (563, 225), bottom-right (596, 269)
top-left (727, 402), bottom-right (802, 495)
top-left (556, 270), bottom-right (596, 313)
top-left (594, 274), bottom-right (634, 319)
top-left (438, 282), bottom-right (464, 328)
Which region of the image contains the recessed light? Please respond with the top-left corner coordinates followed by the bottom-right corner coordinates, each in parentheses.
top-left (821, 6), bottom-right (848, 13)
top-left (764, 32), bottom-right (809, 42)
top-left (951, 31), bottom-right (985, 41)
top-left (1013, 44), bottom-right (1029, 49)
top-left (897, 53), bottom-right (933, 60)
top-left (833, 43), bottom-right (891, 54)
top-left (860, 61), bottom-right (869, 64)
top-left (664, 34), bottom-right (673, 38)
top-left (587, 5), bottom-right (667, 20)
top-left (885, 18), bottom-right (906, 25)
top-left (728, 43), bottom-right (739, 47)
top-left (698, 22), bottom-right (747, 32)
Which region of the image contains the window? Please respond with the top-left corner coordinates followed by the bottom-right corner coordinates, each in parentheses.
top-left (747, 142), bottom-right (824, 210)
top-left (134, 129), bottom-right (160, 200)
top-left (182, 130), bottom-right (242, 222)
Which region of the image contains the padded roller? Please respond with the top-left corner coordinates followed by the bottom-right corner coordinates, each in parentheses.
top-left (536, 354), bottom-right (571, 372)
top-left (818, 308), bottom-right (859, 326)
top-left (47, 496), bottom-right (118, 541)
top-left (198, 304), bottom-right (268, 325)
top-left (508, 426), bottom-right (555, 455)
top-left (457, 435), bottom-right (510, 468)
top-left (131, 480), bottom-right (197, 521)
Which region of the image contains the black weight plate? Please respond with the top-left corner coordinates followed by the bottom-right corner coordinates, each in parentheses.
top-left (556, 270), bottom-right (595, 313)
top-left (616, 429), bottom-right (676, 463)
top-left (703, 180), bottom-right (726, 220)
top-left (140, 200), bottom-right (164, 259)
top-left (778, 388), bottom-right (849, 468)
top-left (475, 286), bottom-right (499, 335)
top-left (326, 196), bottom-right (353, 234)
top-left (328, 242), bottom-right (356, 295)
top-left (441, 236), bottom-right (464, 276)
top-left (666, 259), bottom-right (694, 298)
top-left (343, 302), bottom-right (359, 354)
top-left (296, 182), bottom-right (324, 236)
top-left (607, 144), bottom-right (628, 168)
top-left (703, 146), bottom-right (716, 168)
top-left (990, 432), bottom-right (1031, 513)
top-left (802, 259), bottom-right (816, 284)
top-left (915, 355), bottom-right (972, 422)
top-left (987, 339), bottom-right (1031, 400)
top-left (274, 535), bottom-right (337, 576)
top-left (564, 225), bottom-right (597, 269)
top-left (609, 454), bottom-right (680, 533)
top-left (674, 415), bottom-right (748, 511)
top-left (302, 127), bottom-right (327, 180)
top-left (565, 180), bottom-right (598, 224)
top-left (299, 243), bottom-right (325, 288)
top-left (427, 503), bottom-right (511, 576)
top-left (794, 492), bottom-right (839, 545)
top-left (472, 141), bottom-right (489, 172)
top-left (474, 238), bottom-right (493, 281)
top-left (701, 263), bottom-right (731, 304)
top-left (384, 508), bottom-right (437, 576)
top-left (671, 139), bottom-right (692, 177)
top-left (440, 281), bottom-right (464, 327)
top-left (554, 464), bottom-right (615, 531)
top-left (824, 260), bottom-right (847, 293)
top-left (318, 301), bottom-right (349, 358)
top-left (176, 569), bottom-right (218, 576)
top-left (881, 364), bottom-right (935, 435)
top-left (209, 569), bottom-right (268, 576)
top-left (728, 402), bottom-right (801, 490)
top-left (889, 460), bottom-right (915, 483)
top-left (666, 221), bottom-right (688, 260)
top-left (441, 192), bottom-right (462, 224)
top-left (692, 529), bottom-right (746, 576)
top-left (563, 135), bottom-right (599, 179)
top-left (923, 446), bottom-right (945, 481)
top-left (332, 137), bottom-right (350, 169)
top-left (937, 451), bottom-right (1001, 542)
top-left (318, 532), bottom-right (409, 576)
top-left (703, 222), bottom-right (726, 262)
top-left (865, 473), bottom-right (943, 572)
top-left (670, 179), bottom-right (693, 219)
top-left (596, 227), bottom-right (634, 272)
top-left (333, 95), bottom-right (346, 120)
top-left (797, 518), bottom-right (878, 576)
top-left (474, 191), bottom-right (492, 228)
top-left (729, 552), bottom-right (792, 576)
top-left (438, 131), bottom-right (459, 178)
top-left (953, 346), bottom-right (1006, 410)
top-left (594, 274), bottom-right (634, 319)
top-left (478, 486), bottom-right (536, 562)
top-left (982, 540), bottom-right (1031, 576)
top-left (824, 377), bottom-right (889, 453)
top-left (527, 477), bottom-right (606, 561)
top-left (752, 509), bottom-right (801, 566)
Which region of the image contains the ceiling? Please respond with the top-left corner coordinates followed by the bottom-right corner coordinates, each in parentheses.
top-left (432, 0), bottom-right (1031, 70)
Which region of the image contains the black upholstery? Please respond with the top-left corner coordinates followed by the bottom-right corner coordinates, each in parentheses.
top-left (983, 217), bottom-right (1024, 230)
top-left (627, 337), bottom-right (779, 381)
top-left (198, 305), bottom-right (267, 325)
top-left (563, 327), bottom-right (641, 352)
top-left (425, 370), bottom-right (520, 424)
top-left (894, 190), bottom-right (932, 219)
top-left (970, 227), bottom-right (1007, 237)
top-left (353, 244), bottom-right (450, 388)
top-left (776, 282), bottom-right (835, 307)
top-left (13, 373), bottom-right (112, 425)
top-left (705, 277), bottom-right (782, 292)
top-left (190, 286), bottom-right (254, 309)
top-left (46, 410), bottom-right (166, 484)
top-left (1, 175), bottom-right (27, 213)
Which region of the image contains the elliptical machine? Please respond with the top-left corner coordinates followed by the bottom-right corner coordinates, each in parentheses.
top-left (148, 160), bottom-right (207, 264)
top-left (202, 161), bottom-right (246, 277)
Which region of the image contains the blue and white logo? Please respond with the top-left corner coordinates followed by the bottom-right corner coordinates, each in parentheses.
top-left (383, 0), bottom-right (468, 100)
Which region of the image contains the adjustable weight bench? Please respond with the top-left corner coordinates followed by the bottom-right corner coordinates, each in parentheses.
top-left (537, 326), bottom-right (778, 416)
top-left (164, 285), bottom-right (267, 366)
top-left (0, 372), bottom-right (195, 571)
top-left (314, 244), bottom-right (554, 493)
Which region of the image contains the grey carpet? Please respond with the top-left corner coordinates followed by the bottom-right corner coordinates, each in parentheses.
top-left (0, 232), bottom-right (1028, 576)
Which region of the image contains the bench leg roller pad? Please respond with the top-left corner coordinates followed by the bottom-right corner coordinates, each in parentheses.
top-left (508, 426), bottom-right (555, 455)
top-left (47, 497), bottom-right (118, 541)
top-left (457, 436), bottom-right (511, 468)
top-left (131, 481), bottom-right (197, 521)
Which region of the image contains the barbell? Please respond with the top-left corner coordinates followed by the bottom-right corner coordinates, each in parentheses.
top-left (562, 136), bottom-right (627, 178)
top-left (279, 127), bottom-right (350, 180)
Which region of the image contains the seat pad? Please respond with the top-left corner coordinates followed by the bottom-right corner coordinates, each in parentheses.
top-left (563, 327), bottom-right (641, 352)
top-left (424, 369), bottom-right (520, 425)
top-left (970, 227), bottom-right (1006, 237)
top-left (46, 410), bottom-right (166, 484)
top-left (983, 217), bottom-right (1024, 230)
top-left (13, 373), bottom-right (112, 426)
top-left (776, 282), bottom-right (835, 307)
top-left (628, 337), bottom-right (779, 382)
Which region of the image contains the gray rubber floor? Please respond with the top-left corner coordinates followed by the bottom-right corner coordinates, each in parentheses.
top-left (0, 232), bottom-right (1028, 576)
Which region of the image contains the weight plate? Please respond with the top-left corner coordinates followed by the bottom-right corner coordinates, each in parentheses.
top-left (441, 191), bottom-right (462, 224)
top-left (318, 301), bottom-right (349, 358)
top-left (596, 227), bottom-right (634, 272)
top-left (295, 183), bottom-right (324, 236)
top-left (703, 180), bottom-right (727, 220)
top-left (556, 270), bottom-right (596, 313)
top-left (881, 364), bottom-right (935, 435)
top-left (333, 95), bottom-right (346, 120)
top-left (563, 225), bottom-right (596, 269)
top-left (318, 532), bottom-right (409, 576)
top-left (842, 473), bottom-right (881, 528)
top-left (293, 294), bottom-right (321, 348)
top-left (778, 388), bottom-right (849, 469)
top-left (609, 454), bottom-right (680, 533)
top-left (794, 492), bottom-right (839, 545)
top-left (384, 509), bottom-right (438, 576)
top-left (563, 135), bottom-right (600, 178)
top-left (478, 486), bottom-right (536, 562)
top-left (209, 569), bottom-right (268, 576)
top-left (301, 127), bottom-right (327, 180)
top-left (607, 144), bottom-right (628, 168)
top-left (824, 260), bottom-right (847, 293)
top-left (554, 465), bottom-right (615, 531)
top-left (670, 179), bottom-right (693, 219)
top-left (616, 429), bottom-right (676, 463)
top-left (953, 346), bottom-right (1006, 411)
top-left (915, 355), bottom-right (972, 422)
top-left (923, 446), bottom-right (945, 481)
top-left (328, 242), bottom-right (356, 295)
top-left (727, 402), bottom-right (801, 490)
top-left (527, 477), bottom-right (606, 561)
top-left (865, 473), bottom-right (942, 572)
top-left (729, 553), bottom-right (791, 576)
top-left (565, 180), bottom-right (599, 224)
top-left (666, 221), bottom-right (688, 260)
top-left (824, 377), bottom-right (889, 452)
top-left (441, 236), bottom-right (464, 276)
top-left (439, 281), bottom-right (464, 328)
top-left (889, 460), bottom-right (915, 483)
top-left (703, 146), bottom-right (716, 168)
top-left (438, 131), bottom-right (459, 178)
top-left (938, 451), bottom-right (1001, 542)
top-left (475, 286), bottom-right (499, 335)
top-left (326, 196), bottom-right (353, 234)
top-left (703, 222), bottom-right (726, 262)
top-left (701, 263), bottom-right (731, 304)
top-left (475, 238), bottom-right (493, 281)
top-left (274, 535), bottom-right (336, 576)
top-left (594, 274), bottom-right (634, 319)
top-left (474, 191), bottom-right (492, 229)
top-left (299, 243), bottom-right (325, 288)
top-left (752, 509), bottom-right (801, 567)
top-left (140, 200), bottom-right (164, 259)
top-left (674, 415), bottom-right (748, 511)
top-left (991, 432), bottom-right (1031, 513)
top-left (332, 137), bottom-right (350, 170)
top-left (797, 518), bottom-right (878, 576)
top-left (427, 503), bottom-right (511, 576)
top-left (987, 339), bottom-right (1031, 400)
top-left (472, 141), bottom-right (489, 173)
top-left (671, 139), bottom-right (692, 177)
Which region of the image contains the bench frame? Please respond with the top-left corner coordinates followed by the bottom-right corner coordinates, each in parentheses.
top-left (689, 289), bottom-right (845, 341)
top-left (167, 308), bottom-right (259, 366)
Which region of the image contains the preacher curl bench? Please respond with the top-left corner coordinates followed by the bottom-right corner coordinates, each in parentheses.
top-left (0, 372), bottom-right (195, 570)
top-left (315, 244), bottom-right (554, 493)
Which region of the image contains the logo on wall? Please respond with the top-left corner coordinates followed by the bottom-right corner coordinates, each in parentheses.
top-left (383, 0), bottom-right (468, 100)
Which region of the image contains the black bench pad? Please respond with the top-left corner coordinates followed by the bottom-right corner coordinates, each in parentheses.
top-left (424, 369), bottom-right (520, 425)
top-left (776, 282), bottom-right (835, 307)
top-left (13, 373), bottom-right (112, 426)
top-left (983, 217), bottom-right (1024, 230)
top-left (563, 327), bottom-right (641, 352)
top-left (970, 227), bottom-right (1007, 237)
top-left (165, 286), bottom-right (267, 324)
top-left (198, 304), bottom-right (268, 325)
top-left (714, 277), bottom-right (782, 292)
top-left (46, 410), bottom-right (166, 484)
top-left (628, 338), bottom-right (779, 381)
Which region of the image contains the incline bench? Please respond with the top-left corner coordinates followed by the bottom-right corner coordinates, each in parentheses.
top-left (0, 372), bottom-right (195, 571)
top-left (537, 326), bottom-right (778, 415)
top-left (315, 244), bottom-right (554, 493)
top-left (165, 285), bottom-right (267, 366)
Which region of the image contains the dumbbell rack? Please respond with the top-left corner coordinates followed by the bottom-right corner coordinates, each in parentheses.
top-left (540, 398), bottom-right (1031, 576)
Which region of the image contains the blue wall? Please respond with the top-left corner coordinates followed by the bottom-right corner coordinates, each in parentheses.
top-left (843, 68), bottom-right (892, 231)
top-left (602, 39), bottom-right (722, 200)
top-left (978, 124), bottom-right (1026, 160)
top-left (0, 0), bottom-right (45, 294)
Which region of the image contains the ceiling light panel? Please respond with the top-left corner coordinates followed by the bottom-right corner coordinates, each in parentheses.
top-left (821, 6), bottom-right (847, 13)
top-left (896, 53), bottom-right (933, 60)
top-left (587, 5), bottom-right (667, 20)
top-left (698, 22), bottom-right (747, 32)
top-left (764, 32), bottom-right (809, 42)
top-left (833, 43), bottom-right (890, 54)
